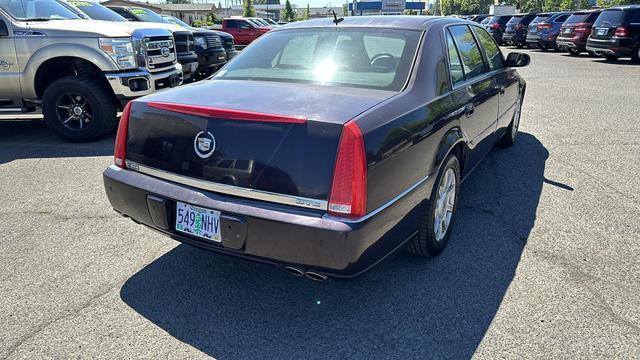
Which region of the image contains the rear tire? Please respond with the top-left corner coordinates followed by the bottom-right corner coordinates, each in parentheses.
top-left (407, 155), bottom-right (460, 257)
top-left (497, 94), bottom-right (523, 148)
top-left (42, 76), bottom-right (118, 142)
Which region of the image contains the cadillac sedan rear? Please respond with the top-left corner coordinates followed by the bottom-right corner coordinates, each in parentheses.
top-left (104, 24), bottom-right (424, 279)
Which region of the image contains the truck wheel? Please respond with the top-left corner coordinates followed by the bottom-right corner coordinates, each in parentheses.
top-left (42, 76), bottom-right (117, 142)
top-left (407, 154), bottom-right (460, 257)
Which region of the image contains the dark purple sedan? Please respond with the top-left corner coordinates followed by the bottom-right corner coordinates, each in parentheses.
top-left (104, 16), bottom-right (530, 280)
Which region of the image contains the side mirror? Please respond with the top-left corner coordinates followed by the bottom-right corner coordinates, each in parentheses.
top-left (505, 52), bottom-right (530, 67)
top-left (0, 20), bottom-right (8, 37)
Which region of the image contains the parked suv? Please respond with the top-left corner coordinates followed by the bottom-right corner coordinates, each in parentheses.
top-left (107, 6), bottom-right (199, 80)
top-left (503, 13), bottom-right (537, 47)
top-left (556, 10), bottom-right (601, 55)
top-left (587, 5), bottom-right (640, 62)
top-left (485, 15), bottom-right (513, 45)
top-left (0, 0), bottom-right (182, 141)
top-left (526, 12), bottom-right (571, 50)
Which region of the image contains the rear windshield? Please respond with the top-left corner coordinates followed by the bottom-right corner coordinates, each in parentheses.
top-left (215, 28), bottom-right (421, 91)
top-left (531, 15), bottom-right (550, 24)
top-left (564, 13), bottom-right (589, 23)
top-left (67, 1), bottom-right (126, 22)
top-left (593, 9), bottom-right (625, 27)
top-left (507, 16), bottom-right (522, 25)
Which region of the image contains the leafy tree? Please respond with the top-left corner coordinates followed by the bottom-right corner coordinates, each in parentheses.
top-left (302, 4), bottom-right (310, 20)
top-left (244, 0), bottom-right (256, 17)
top-left (282, 0), bottom-right (296, 22)
top-left (342, 3), bottom-right (348, 15)
top-left (598, 0), bottom-right (636, 6)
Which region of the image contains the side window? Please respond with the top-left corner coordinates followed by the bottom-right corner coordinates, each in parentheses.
top-left (226, 20), bottom-right (237, 28)
top-left (555, 15), bottom-right (570, 23)
top-left (445, 31), bottom-right (465, 86)
top-left (448, 25), bottom-right (485, 80)
top-left (473, 27), bottom-right (504, 71)
top-left (239, 20), bottom-right (251, 29)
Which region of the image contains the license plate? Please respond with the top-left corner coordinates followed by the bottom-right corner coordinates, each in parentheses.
top-left (175, 202), bottom-right (222, 242)
top-left (530, 27), bottom-right (537, 33)
top-left (564, 28), bottom-right (571, 33)
top-left (597, 28), bottom-right (607, 36)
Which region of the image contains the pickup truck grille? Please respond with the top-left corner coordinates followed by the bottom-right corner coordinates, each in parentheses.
top-left (206, 34), bottom-right (223, 48)
top-left (144, 35), bottom-right (176, 73)
top-left (174, 32), bottom-right (194, 53)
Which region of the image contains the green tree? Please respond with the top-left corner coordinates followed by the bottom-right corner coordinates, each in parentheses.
top-left (244, 0), bottom-right (256, 17)
top-left (283, 0), bottom-right (295, 22)
top-left (342, 3), bottom-right (348, 16)
top-left (303, 4), bottom-right (310, 20)
top-left (598, 0), bottom-right (636, 6)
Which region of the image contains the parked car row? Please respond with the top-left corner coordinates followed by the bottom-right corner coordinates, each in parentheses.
top-left (465, 5), bottom-right (640, 62)
top-left (0, 0), bottom-right (266, 142)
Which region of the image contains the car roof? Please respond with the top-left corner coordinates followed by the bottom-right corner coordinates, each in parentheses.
top-left (607, 5), bottom-right (640, 10)
top-left (276, 16), bottom-right (468, 31)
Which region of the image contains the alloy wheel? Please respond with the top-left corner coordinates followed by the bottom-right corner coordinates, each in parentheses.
top-left (433, 168), bottom-right (456, 242)
top-left (55, 93), bottom-right (93, 131)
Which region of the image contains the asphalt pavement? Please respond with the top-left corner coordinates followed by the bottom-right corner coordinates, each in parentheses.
top-left (1, 49), bottom-right (639, 359)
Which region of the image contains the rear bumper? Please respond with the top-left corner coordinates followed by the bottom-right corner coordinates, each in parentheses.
top-left (556, 36), bottom-right (587, 51)
top-left (103, 165), bottom-right (431, 278)
top-left (503, 32), bottom-right (526, 45)
top-left (526, 33), bottom-right (558, 47)
top-left (586, 38), bottom-right (634, 57)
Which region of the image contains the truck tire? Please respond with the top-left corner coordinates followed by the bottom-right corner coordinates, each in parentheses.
top-left (42, 76), bottom-right (117, 142)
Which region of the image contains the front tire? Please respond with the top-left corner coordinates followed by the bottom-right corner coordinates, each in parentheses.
top-left (407, 154), bottom-right (460, 257)
top-left (42, 76), bottom-right (118, 142)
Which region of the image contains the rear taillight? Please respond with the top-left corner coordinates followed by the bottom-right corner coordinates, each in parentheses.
top-left (114, 102), bottom-right (132, 169)
top-left (614, 27), bottom-right (629, 37)
top-left (574, 25), bottom-right (588, 32)
top-left (537, 23), bottom-right (551, 29)
top-left (491, 23), bottom-right (501, 29)
top-left (328, 121), bottom-right (367, 218)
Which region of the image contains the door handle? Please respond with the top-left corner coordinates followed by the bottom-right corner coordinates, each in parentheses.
top-left (464, 104), bottom-right (474, 118)
top-left (497, 85), bottom-right (506, 95)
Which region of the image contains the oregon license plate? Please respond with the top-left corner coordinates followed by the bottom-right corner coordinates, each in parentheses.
top-left (597, 28), bottom-right (607, 36)
top-left (530, 27), bottom-right (537, 33)
top-left (564, 28), bottom-right (571, 33)
top-left (175, 202), bottom-right (222, 242)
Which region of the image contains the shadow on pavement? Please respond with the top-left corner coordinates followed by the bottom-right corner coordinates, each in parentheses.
top-left (120, 133), bottom-right (549, 359)
top-left (0, 119), bottom-right (115, 165)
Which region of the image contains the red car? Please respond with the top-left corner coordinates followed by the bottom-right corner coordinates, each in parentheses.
top-left (222, 18), bottom-right (272, 46)
top-left (556, 10), bottom-right (601, 55)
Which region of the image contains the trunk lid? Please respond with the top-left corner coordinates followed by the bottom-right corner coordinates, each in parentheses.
top-left (125, 80), bottom-right (395, 203)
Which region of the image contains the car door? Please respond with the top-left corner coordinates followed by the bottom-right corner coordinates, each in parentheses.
top-left (445, 25), bottom-right (500, 167)
top-left (472, 26), bottom-right (519, 133)
top-left (0, 15), bottom-right (21, 109)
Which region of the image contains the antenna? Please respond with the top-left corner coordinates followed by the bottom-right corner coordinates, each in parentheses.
top-left (332, 10), bottom-right (344, 25)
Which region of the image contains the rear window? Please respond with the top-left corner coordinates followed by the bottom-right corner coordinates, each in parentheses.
top-left (531, 15), bottom-right (550, 24)
top-left (215, 28), bottom-right (421, 91)
top-left (507, 16), bottom-right (523, 25)
top-left (594, 9), bottom-right (625, 27)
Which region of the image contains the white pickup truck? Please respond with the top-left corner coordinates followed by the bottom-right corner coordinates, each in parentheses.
top-left (0, 0), bottom-right (183, 141)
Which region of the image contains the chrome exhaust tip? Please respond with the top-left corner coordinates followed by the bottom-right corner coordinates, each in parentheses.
top-left (285, 266), bottom-right (304, 277)
top-left (305, 271), bottom-right (327, 282)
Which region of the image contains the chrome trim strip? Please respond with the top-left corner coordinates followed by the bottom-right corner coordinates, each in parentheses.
top-left (125, 160), bottom-right (328, 211)
top-left (325, 175), bottom-right (430, 223)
